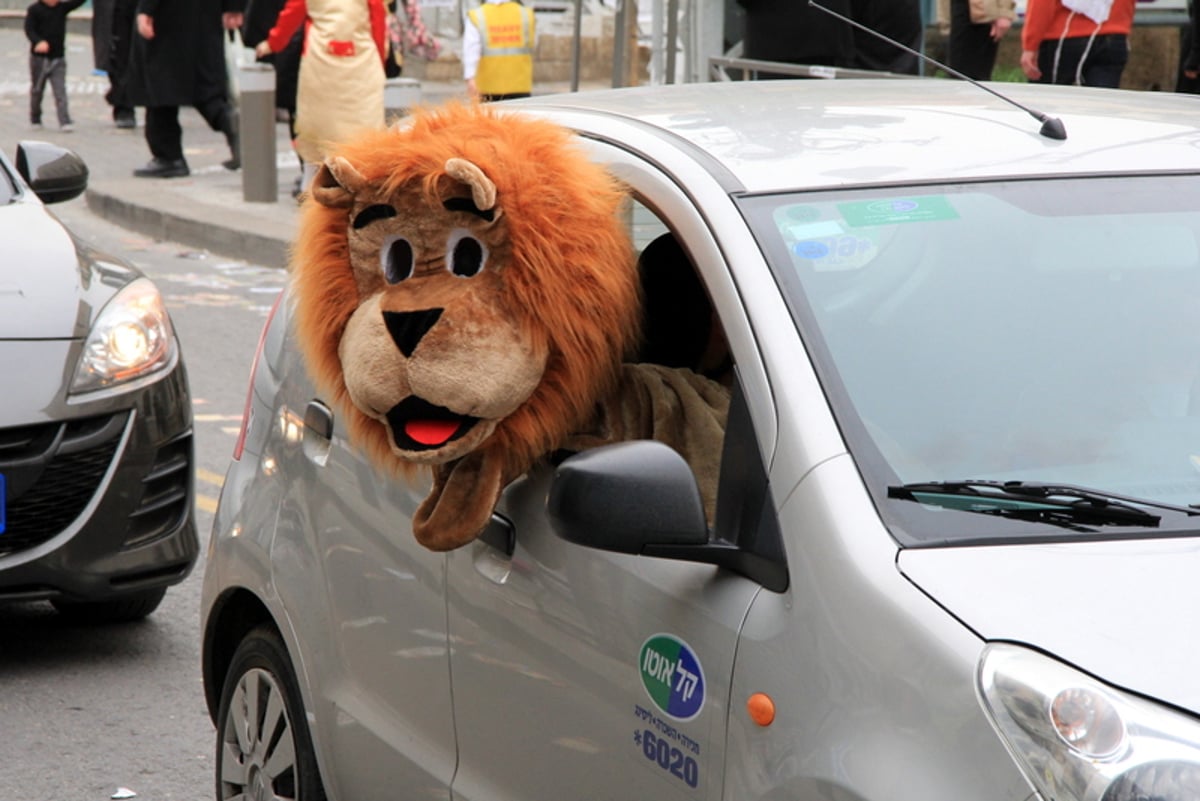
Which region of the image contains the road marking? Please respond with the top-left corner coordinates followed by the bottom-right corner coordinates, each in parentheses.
top-left (197, 468), bottom-right (226, 487)
top-left (196, 468), bottom-right (225, 515)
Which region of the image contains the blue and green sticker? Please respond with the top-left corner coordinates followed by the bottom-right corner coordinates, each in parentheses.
top-left (639, 634), bottom-right (705, 721)
top-left (838, 196), bottom-right (958, 227)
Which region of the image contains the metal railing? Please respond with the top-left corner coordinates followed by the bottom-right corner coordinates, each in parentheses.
top-left (708, 55), bottom-right (911, 82)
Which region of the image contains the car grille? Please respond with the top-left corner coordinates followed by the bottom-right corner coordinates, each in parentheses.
top-left (0, 413), bottom-right (127, 557)
top-left (124, 431), bottom-right (192, 549)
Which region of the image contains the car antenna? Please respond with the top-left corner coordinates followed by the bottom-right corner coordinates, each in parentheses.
top-left (806, 0), bottom-right (1067, 140)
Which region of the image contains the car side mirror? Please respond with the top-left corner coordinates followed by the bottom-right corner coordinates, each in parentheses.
top-left (548, 440), bottom-right (709, 553)
top-left (548, 439), bottom-right (790, 592)
top-left (16, 141), bottom-right (88, 204)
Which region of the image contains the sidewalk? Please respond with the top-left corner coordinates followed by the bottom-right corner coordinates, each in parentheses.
top-left (0, 26), bottom-right (604, 269)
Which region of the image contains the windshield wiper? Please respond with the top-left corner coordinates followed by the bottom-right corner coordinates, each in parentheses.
top-left (888, 480), bottom-right (1200, 529)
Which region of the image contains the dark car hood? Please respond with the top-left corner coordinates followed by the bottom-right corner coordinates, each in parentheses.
top-left (0, 203), bottom-right (97, 340)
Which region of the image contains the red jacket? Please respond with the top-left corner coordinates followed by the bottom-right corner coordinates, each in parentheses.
top-left (1022, 0), bottom-right (1135, 52)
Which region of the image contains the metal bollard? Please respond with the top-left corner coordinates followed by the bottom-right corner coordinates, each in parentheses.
top-left (238, 62), bottom-right (277, 203)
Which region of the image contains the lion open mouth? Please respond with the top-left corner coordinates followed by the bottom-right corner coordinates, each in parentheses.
top-left (386, 396), bottom-right (479, 451)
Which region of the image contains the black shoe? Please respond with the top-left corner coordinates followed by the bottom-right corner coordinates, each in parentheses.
top-left (221, 108), bottom-right (240, 170)
top-left (134, 158), bottom-right (189, 178)
top-left (114, 112), bottom-right (135, 129)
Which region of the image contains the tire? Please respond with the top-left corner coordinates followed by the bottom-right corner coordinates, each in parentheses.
top-left (215, 625), bottom-right (327, 801)
top-left (50, 587), bottom-right (166, 624)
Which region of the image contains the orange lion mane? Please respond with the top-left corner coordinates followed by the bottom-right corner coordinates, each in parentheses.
top-left (289, 101), bottom-right (640, 550)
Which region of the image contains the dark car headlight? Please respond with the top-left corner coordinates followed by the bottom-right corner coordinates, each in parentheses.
top-left (979, 643), bottom-right (1200, 801)
top-left (70, 277), bottom-right (177, 394)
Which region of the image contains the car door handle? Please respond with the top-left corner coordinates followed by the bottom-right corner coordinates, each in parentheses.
top-left (479, 513), bottom-right (515, 556)
top-left (473, 513), bottom-right (516, 584)
top-left (303, 400), bottom-right (333, 466)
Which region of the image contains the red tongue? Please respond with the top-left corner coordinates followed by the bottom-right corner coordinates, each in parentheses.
top-left (405, 419), bottom-right (460, 446)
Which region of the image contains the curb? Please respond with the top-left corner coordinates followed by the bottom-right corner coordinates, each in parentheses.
top-left (85, 183), bottom-right (294, 268)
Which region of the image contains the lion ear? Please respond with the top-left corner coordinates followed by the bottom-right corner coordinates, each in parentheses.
top-left (445, 157), bottom-right (497, 213)
top-left (310, 157), bottom-right (368, 209)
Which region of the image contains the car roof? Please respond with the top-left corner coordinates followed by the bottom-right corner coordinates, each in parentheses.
top-left (508, 79), bottom-right (1200, 193)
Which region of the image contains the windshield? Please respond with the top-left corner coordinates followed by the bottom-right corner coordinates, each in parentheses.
top-left (740, 176), bottom-right (1200, 545)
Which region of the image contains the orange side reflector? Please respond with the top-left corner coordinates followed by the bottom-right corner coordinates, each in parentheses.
top-left (747, 692), bottom-right (775, 727)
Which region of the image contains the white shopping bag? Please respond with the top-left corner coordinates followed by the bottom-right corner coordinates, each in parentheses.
top-left (1062, 0), bottom-right (1113, 24)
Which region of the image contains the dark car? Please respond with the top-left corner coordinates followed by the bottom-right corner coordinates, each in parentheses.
top-left (0, 141), bottom-right (196, 623)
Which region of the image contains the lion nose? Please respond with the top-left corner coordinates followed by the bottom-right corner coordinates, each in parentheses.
top-left (383, 308), bottom-right (444, 358)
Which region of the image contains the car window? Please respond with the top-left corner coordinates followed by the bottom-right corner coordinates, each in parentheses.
top-left (627, 196), bottom-right (785, 585)
top-left (629, 198), bottom-right (733, 385)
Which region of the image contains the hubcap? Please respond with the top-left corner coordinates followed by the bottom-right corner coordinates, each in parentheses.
top-left (219, 667), bottom-right (298, 801)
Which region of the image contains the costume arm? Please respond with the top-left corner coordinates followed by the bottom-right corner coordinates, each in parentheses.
top-left (266, 0), bottom-right (307, 53)
top-left (62, 0), bottom-right (90, 14)
top-left (565, 363), bottom-right (731, 525)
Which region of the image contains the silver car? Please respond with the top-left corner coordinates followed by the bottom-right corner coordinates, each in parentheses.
top-left (201, 78), bottom-right (1200, 801)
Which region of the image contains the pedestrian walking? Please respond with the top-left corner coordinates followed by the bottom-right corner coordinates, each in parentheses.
top-left (123, 0), bottom-right (244, 178)
top-left (1020, 0), bottom-right (1136, 87)
top-left (463, 0), bottom-right (536, 101)
top-left (1180, 0), bottom-right (1200, 91)
top-left (96, 0), bottom-right (138, 128)
top-left (240, 0), bottom-right (304, 194)
top-left (24, 0), bottom-right (87, 131)
top-left (847, 0), bottom-right (922, 74)
top-left (254, 0), bottom-right (388, 189)
top-left (948, 0), bottom-right (1016, 81)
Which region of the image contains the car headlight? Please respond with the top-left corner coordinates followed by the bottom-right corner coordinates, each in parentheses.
top-left (978, 642), bottom-right (1200, 801)
top-left (71, 277), bottom-right (176, 394)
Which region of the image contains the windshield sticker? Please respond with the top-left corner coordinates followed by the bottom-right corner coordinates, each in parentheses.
top-left (774, 204), bottom-right (882, 271)
top-left (640, 634), bottom-right (705, 720)
top-left (634, 705), bottom-right (701, 789)
top-left (839, 196), bottom-right (959, 227)
top-left (795, 234), bottom-right (879, 271)
top-left (787, 220), bottom-right (844, 241)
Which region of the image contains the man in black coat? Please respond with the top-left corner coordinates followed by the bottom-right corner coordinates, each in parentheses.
top-left (847, 0), bottom-right (923, 75)
top-left (123, 0), bottom-right (243, 178)
top-left (735, 0), bottom-right (922, 76)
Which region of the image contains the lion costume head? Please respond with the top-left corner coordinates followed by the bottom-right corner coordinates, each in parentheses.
top-left (290, 102), bottom-right (641, 551)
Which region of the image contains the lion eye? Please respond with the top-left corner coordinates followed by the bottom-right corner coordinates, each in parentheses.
top-left (382, 236), bottom-right (415, 284)
top-left (447, 229), bottom-right (487, 278)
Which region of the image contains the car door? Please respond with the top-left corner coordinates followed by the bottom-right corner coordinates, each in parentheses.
top-left (281, 356), bottom-right (457, 799)
top-left (445, 142), bottom-right (781, 801)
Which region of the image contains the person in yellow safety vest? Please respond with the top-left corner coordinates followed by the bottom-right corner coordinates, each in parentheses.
top-left (463, 0), bottom-right (536, 101)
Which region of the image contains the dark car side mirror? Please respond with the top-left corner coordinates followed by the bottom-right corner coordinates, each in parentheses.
top-left (549, 439), bottom-right (790, 591)
top-left (548, 440), bottom-right (709, 553)
top-left (16, 141), bottom-right (88, 204)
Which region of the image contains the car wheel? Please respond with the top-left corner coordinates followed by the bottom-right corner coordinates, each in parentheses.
top-left (216, 625), bottom-right (327, 801)
top-left (50, 587), bottom-right (166, 624)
